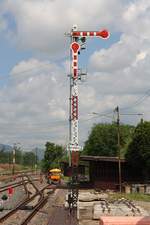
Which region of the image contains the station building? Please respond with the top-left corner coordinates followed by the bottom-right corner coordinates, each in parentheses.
top-left (62, 155), bottom-right (144, 191)
top-left (80, 155), bottom-right (143, 190)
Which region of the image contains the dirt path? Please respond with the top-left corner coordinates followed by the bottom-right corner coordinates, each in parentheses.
top-left (47, 189), bottom-right (78, 225)
top-left (47, 206), bottom-right (77, 225)
top-left (27, 189), bottom-right (78, 225)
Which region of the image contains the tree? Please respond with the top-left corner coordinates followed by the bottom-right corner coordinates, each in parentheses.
top-left (22, 151), bottom-right (37, 168)
top-left (125, 120), bottom-right (150, 180)
top-left (0, 150), bottom-right (10, 163)
top-left (15, 149), bottom-right (22, 164)
top-left (42, 142), bottom-right (65, 172)
top-left (83, 123), bottom-right (134, 157)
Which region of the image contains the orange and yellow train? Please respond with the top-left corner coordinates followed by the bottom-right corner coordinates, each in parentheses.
top-left (48, 168), bottom-right (61, 184)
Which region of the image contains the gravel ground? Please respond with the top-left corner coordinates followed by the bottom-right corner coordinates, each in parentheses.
top-left (27, 189), bottom-right (63, 225)
top-left (47, 206), bottom-right (77, 225)
top-left (0, 177), bottom-right (22, 188)
top-left (0, 176), bottom-right (48, 223)
top-left (6, 178), bottom-right (148, 225)
top-left (2, 210), bottom-right (31, 225)
top-left (27, 189), bottom-right (78, 225)
top-left (0, 185), bottom-right (26, 210)
top-left (134, 201), bottom-right (150, 214)
top-left (0, 178), bottom-right (149, 225)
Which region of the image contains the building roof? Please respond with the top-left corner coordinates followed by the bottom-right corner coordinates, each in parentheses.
top-left (80, 155), bottom-right (126, 163)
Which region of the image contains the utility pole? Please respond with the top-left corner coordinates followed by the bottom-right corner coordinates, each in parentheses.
top-left (12, 144), bottom-right (16, 175)
top-left (12, 143), bottom-right (21, 175)
top-left (8, 151), bottom-right (11, 170)
top-left (115, 106), bottom-right (122, 193)
top-left (34, 148), bottom-right (38, 174)
top-left (114, 107), bottom-right (143, 192)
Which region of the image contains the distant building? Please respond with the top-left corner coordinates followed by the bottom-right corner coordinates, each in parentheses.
top-left (80, 155), bottom-right (143, 190)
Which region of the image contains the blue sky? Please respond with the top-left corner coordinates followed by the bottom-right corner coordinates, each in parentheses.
top-left (79, 31), bottom-right (121, 70)
top-left (0, 28), bottom-right (120, 76)
top-left (0, 36), bottom-right (32, 76)
top-left (0, 0), bottom-right (150, 149)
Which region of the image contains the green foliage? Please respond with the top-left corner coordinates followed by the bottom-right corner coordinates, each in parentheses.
top-left (0, 147), bottom-right (38, 168)
top-left (22, 151), bottom-right (37, 167)
top-left (15, 149), bottom-right (22, 164)
top-left (83, 123), bottom-right (134, 157)
top-left (126, 120), bottom-right (150, 180)
top-left (0, 150), bottom-right (11, 164)
top-left (1, 194), bottom-right (8, 201)
top-left (42, 142), bottom-right (65, 172)
top-left (109, 192), bottom-right (150, 202)
top-left (0, 206), bottom-right (4, 211)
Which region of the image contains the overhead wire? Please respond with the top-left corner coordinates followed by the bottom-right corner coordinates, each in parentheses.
top-left (119, 90), bottom-right (150, 111)
top-left (0, 92), bottom-right (147, 132)
top-left (0, 88), bottom-right (148, 131)
top-left (90, 89), bottom-right (150, 117)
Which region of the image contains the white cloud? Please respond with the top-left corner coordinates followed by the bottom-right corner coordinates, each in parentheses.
top-left (0, 0), bottom-right (150, 148)
top-left (132, 51), bottom-right (147, 66)
top-left (0, 58), bottom-right (69, 148)
top-left (80, 0), bottom-right (150, 142)
top-left (121, 0), bottom-right (150, 38)
top-left (1, 0), bottom-right (123, 56)
top-left (0, 54), bottom-right (149, 148)
top-left (90, 34), bottom-right (142, 72)
top-left (89, 0), bottom-right (150, 96)
top-left (123, 0), bottom-right (150, 22)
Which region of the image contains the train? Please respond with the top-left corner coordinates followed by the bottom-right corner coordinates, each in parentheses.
top-left (47, 168), bottom-right (61, 184)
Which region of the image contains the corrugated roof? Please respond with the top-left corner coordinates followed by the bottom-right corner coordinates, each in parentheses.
top-left (80, 155), bottom-right (126, 162)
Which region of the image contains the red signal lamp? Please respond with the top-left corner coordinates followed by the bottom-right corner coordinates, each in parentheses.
top-left (98, 29), bottom-right (110, 39)
top-left (70, 42), bottom-right (80, 53)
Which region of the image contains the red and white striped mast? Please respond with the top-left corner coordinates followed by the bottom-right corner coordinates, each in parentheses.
top-left (67, 25), bottom-right (110, 208)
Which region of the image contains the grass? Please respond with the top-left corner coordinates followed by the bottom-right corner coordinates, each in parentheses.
top-left (108, 192), bottom-right (150, 202)
top-left (0, 163), bottom-right (34, 175)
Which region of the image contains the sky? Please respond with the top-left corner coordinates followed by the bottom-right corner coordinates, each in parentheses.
top-left (0, 0), bottom-right (150, 150)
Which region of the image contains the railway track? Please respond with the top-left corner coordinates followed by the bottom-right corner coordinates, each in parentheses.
top-left (0, 170), bottom-right (35, 176)
top-left (0, 174), bottom-right (39, 193)
top-left (0, 180), bottom-right (26, 193)
top-left (0, 170), bottom-right (39, 183)
top-left (0, 175), bottom-right (52, 225)
top-left (20, 192), bottom-right (48, 225)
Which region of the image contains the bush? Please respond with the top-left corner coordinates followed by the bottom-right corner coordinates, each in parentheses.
top-left (2, 194), bottom-right (8, 200)
top-left (0, 206), bottom-right (4, 211)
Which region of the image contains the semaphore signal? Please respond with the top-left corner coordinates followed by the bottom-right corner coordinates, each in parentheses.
top-left (66, 25), bottom-right (110, 209)
top-left (71, 29), bottom-right (109, 39)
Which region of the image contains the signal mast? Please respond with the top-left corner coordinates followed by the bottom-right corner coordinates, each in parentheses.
top-left (66, 25), bottom-right (110, 208)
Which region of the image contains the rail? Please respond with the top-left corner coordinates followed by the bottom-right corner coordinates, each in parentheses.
top-left (0, 175), bottom-right (52, 224)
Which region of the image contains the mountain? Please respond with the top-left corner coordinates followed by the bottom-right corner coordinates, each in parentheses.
top-left (0, 144), bottom-right (44, 161)
top-left (0, 144), bottom-right (13, 152)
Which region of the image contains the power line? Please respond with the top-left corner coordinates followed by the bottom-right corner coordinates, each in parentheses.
top-left (120, 91), bottom-right (150, 111)
top-left (91, 112), bottom-right (113, 119)
top-left (0, 88), bottom-right (149, 131)
top-left (90, 89), bottom-right (150, 117)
